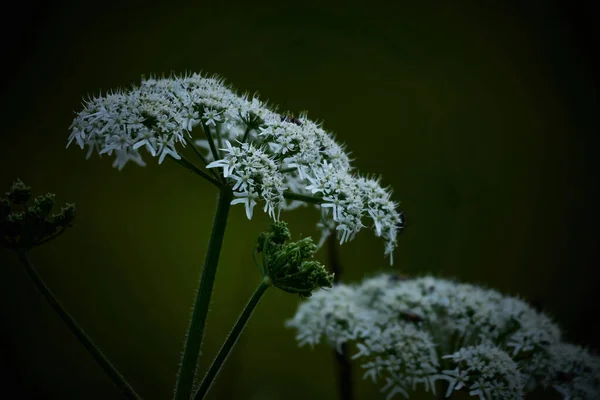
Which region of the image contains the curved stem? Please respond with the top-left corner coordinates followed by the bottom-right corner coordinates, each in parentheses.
top-left (16, 252), bottom-right (141, 400)
top-left (183, 136), bottom-right (221, 180)
top-left (173, 189), bottom-right (232, 400)
top-left (283, 191), bottom-right (323, 205)
top-left (201, 121), bottom-right (221, 165)
top-left (215, 124), bottom-right (224, 159)
top-left (168, 155), bottom-right (222, 188)
top-left (192, 278), bottom-right (271, 400)
top-left (241, 126), bottom-right (251, 143)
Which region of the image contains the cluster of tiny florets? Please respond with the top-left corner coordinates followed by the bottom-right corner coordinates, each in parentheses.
top-left (68, 73), bottom-right (402, 262)
top-left (353, 324), bottom-right (440, 399)
top-left (439, 344), bottom-right (525, 400)
top-left (528, 342), bottom-right (600, 399)
top-left (286, 274), bottom-right (600, 399)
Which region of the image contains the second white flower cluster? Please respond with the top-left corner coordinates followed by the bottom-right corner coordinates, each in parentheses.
top-left (286, 274), bottom-right (600, 399)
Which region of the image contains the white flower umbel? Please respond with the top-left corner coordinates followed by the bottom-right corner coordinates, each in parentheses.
top-left (68, 73), bottom-right (403, 263)
top-left (438, 344), bottom-right (525, 399)
top-left (499, 296), bottom-right (562, 358)
top-left (287, 273), bottom-right (597, 399)
top-left (207, 115), bottom-right (403, 263)
top-left (527, 342), bottom-right (600, 400)
top-left (353, 323), bottom-right (440, 400)
top-left (284, 284), bottom-right (371, 351)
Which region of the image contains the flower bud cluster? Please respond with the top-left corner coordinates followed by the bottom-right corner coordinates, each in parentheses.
top-left (286, 274), bottom-right (600, 399)
top-left (255, 222), bottom-right (333, 299)
top-left (1, 179), bottom-right (75, 251)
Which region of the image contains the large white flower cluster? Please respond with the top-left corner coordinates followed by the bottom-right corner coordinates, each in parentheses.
top-left (286, 274), bottom-right (600, 399)
top-left (67, 73), bottom-right (402, 262)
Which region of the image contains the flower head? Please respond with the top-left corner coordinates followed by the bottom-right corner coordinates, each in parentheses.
top-left (527, 342), bottom-right (600, 399)
top-left (68, 73), bottom-right (403, 262)
top-left (287, 273), bottom-right (595, 399)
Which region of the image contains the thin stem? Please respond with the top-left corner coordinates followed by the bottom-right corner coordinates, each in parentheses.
top-left (192, 278), bottom-right (271, 400)
top-left (169, 155), bottom-right (222, 188)
top-left (241, 126), bottom-right (251, 143)
top-left (201, 122), bottom-right (221, 165)
top-left (327, 235), bottom-right (354, 400)
top-left (173, 189), bottom-right (233, 400)
top-left (31, 228), bottom-right (67, 248)
top-left (437, 381), bottom-right (449, 400)
top-left (16, 252), bottom-right (141, 400)
top-left (215, 124), bottom-right (224, 159)
top-left (183, 136), bottom-right (221, 180)
top-left (283, 191), bottom-right (323, 205)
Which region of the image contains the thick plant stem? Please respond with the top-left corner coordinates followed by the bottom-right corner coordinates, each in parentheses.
top-left (17, 251), bottom-right (141, 400)
top-left (328, 235), bottom-right (354, 400)
top-left (174, 189), bottom-right (232, 400)
top-left (193, 278), bottom-right (271, 400)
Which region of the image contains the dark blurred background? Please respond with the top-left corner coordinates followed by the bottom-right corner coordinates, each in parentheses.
top-left (1, 0), bottom-right (598, 399)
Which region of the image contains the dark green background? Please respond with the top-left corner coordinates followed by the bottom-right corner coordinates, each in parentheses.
top-left (1, 1), bottom-right (598, 399)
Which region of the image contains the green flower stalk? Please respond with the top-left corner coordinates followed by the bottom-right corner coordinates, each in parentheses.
top-left (66, 73), bottom-right (403, 399)
top-left (173, 187), bottom-right (232, 400)
top-left (192, 222), bottom-right (334, 400)
top-left (1, 180), bottom-right (140, 400)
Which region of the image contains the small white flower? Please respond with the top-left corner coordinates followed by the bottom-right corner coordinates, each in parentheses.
top-left (231, 190), bottom-right (259, 220)
top-left (156, 134), bottom-right (181, 164)
top-left (132, 129), bottom-right (157, 156)
top-left (202, 108), bottom-right (222, 127)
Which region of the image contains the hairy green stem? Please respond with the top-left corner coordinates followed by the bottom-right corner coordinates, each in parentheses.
top-left (193, 278), bottom-right (271, 400)
top-left (173, 188), bottom-right (232, 400)
top-left (17, 252), bottom-right (141, 400)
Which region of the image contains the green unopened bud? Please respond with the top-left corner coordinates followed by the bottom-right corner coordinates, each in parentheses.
top-left (52, 203), bottom-right (76, 227)
top-left (257, 221), bottom-right (291, 252)
top-left (256, 222), bottom-right (334, 299)
top-left (7, 179), bottom-right (31, 205)
top-left (31, 193), bottom-right (56, 217)
top-left (4, 211), bottom-right (24, 236)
